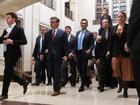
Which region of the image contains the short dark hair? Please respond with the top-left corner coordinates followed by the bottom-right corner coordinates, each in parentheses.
top-left (65, 26), bottom-right (71, 30)
top-left (102, 18), bottom-right (109, 22)
top-left (50, 16), bottom-right (60, 23)
top-left (81, 18), bottom-right (88, 23)
top-left (118, 11), bottom-right (127, 18)
top-left (6, 12), bottom-right (18, 21)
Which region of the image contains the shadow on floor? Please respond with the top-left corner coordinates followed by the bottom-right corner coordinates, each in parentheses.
top-left (0, 101), bottom-right (51, 105)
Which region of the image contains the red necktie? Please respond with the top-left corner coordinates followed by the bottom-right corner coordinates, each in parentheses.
top-left (52, 30), bottom-right (55, 41)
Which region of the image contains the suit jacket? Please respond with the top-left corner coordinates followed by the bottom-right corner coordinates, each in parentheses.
top-left (109, 24), bottom-right (130, 57)
top-left (127, 0), bottom-right (140, 51)
top-left (68, 35), bottom-right (76, 53)
top-left (42, 28), bottom-right (68, 61)
top-left (0, 25), bottom-right (27, 57)
top-left (74, 30), bottom-right (94, 58)
top-left (32, 35), bottom-right (44, 59)
top-left (95, 27), bottom-right (112, 58)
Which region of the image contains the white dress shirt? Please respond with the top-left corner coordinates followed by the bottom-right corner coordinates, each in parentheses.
top-left (92, 40), bottom-right (96, 56)
top-left (4, 23), bottom-right (16, 52)
top-left (52, 28), bottom-right (59, 37)
top-left (40, 35), bottom-right (44, 52)
top-left (68, 34), bottom-right (72, 42)
top-left (105, 30), bottom-right (109, 40)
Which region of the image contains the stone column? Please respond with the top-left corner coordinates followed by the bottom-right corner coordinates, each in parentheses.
top-left (108, 0), bottom-right (113, 18)
top-left (126, 0), bottom-right (132, 18)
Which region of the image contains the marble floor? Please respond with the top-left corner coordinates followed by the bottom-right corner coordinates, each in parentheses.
top-left (0, 81), bottom-right (138, 105)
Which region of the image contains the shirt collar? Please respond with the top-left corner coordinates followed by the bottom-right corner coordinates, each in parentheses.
top-left (40, 33), bottom-right (45, 37)
top-left (52, 28), bottom-right (59, 32)
top-left (81, 29), bottom-right (86, 33)
top-left (9, 23), bottom-right (16, 28)
top-left (104, 28), bottom-right (109, 31)
top-left (68, 34), bottom-right (72, 37)
top-left (40, 36), bottom-right (44, 40)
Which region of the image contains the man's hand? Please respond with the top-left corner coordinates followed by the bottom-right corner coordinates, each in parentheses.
top-left (86, 49), bottom-right (91, 55)
top-left (32, 57), bottom-right (35, 65)
top-left (45, 49), bottom-right (48, 53)
top-left (40, 54), bottom-right (44, 61)
top-left (124, 43), bottom-right (130, 53)
top-left (106, 51), bottom-right (110, 59)
top-left (68, 53), bottom-right (73, 59)
top-left (4, 34), bottom-right (9, 39)
top-left (63, 56), bottom-right (68, 62)
top-left (3, 39), bottom-right (13, 45)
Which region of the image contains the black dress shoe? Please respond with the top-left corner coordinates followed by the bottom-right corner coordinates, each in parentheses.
top-left (47, 82), bottom-right (52, 86)
top-left (51, 91), bottom-right (60, 96)
top-left (0, 95), bottom-right (8, 100)
top-left (98, 86), bottom-right (104, 92)
top-left (97, 86), bottom-right (100, 90)
top-left (85, 79), bottom-right (92, 88)
top-left (123, 88), bottom-right (128, 98)
top-left (123, 93), bottom-right (128, 98)
top-left (76, 77), bottom-right (79, 83)
top-left (110, 85), bottom-right (116, 89)
top-left (42, 81), bottom-right (46, 84)
top-left (60, 81), bottom-right (67, 87)
top-left (78, 86), bottom-right (84, 92)
top-left (99, 88), bottom-right (104, 92)
top-left (70, 79), bottom-right (76, 87)
top-left (85, 82), bottom-right (91, 88)
top-left (23, 81), bottom-right (29, 94)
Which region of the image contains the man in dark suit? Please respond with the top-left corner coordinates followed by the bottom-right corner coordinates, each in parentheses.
top-left (61, 26), bottom-right (77, 87)
top-left (73, 19), bottom-right (94, 92)
top-left (32, 27), bottom-right (52, 86)
top-left (41, 17), bottom-right (68, 96)
top-left (96, 18), bottom-right (115, 92)
top-left (0, 12), bottom-right (28, 100)
top-left (127, 0), bottom-right (140, 104)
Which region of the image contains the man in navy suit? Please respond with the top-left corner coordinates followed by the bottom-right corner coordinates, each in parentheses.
top-left (73, 19), bottom-right (94, 92)
top-left (41, 17), bottom-right (68, 96)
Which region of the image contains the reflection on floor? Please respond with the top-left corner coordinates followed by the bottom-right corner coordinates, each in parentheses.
top-left (0, 101), bottom-right (50, 105)
top-left (0, 81), bottom-right (138, 105)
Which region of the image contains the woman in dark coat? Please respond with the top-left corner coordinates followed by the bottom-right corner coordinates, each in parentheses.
top-left (109, 11), bottom-right (133, 98)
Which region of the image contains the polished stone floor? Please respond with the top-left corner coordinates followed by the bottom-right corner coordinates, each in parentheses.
top-left (0, 81), bottom-right (138, 105)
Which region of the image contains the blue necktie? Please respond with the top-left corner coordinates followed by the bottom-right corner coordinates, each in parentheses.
top-left (77, 31), bottom-right (84, 50)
